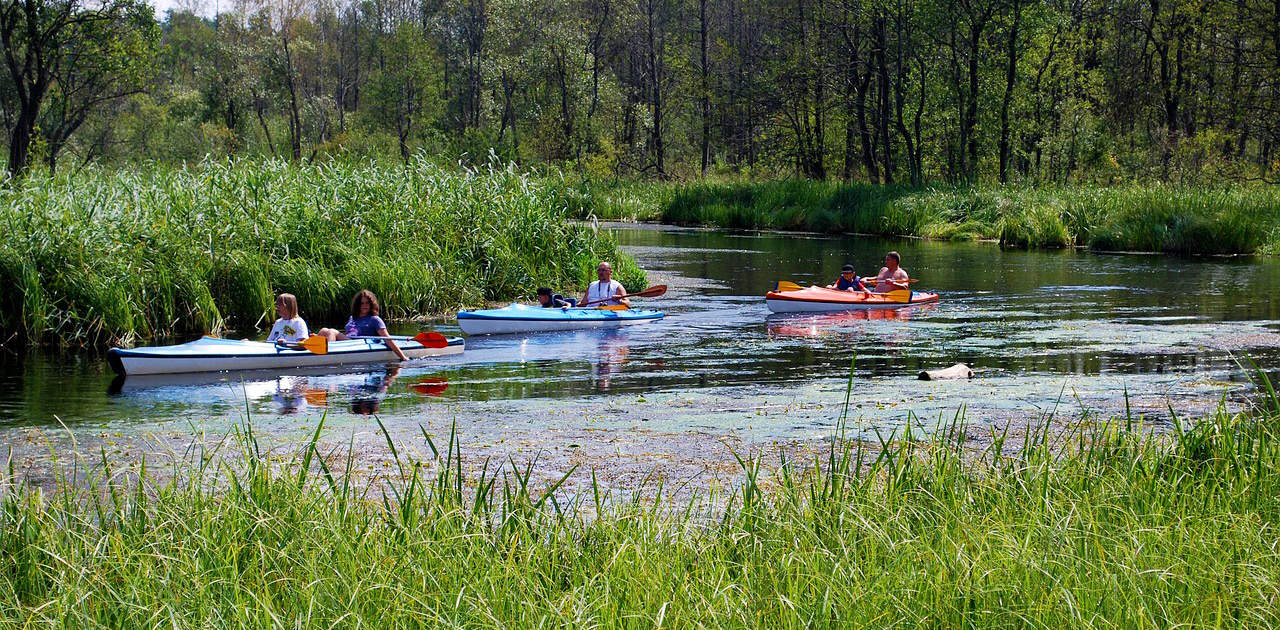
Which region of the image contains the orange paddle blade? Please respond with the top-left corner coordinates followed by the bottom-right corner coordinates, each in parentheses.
top-left (412, 332), bottom-right (450, 348)
top-left (775, 281), bottom-right (804, 292)
top-left (297, 335), bottom-right (329, 355)
top-left (597, 305), bottom-right (629, 311)
top-left (407, 377), bottom-right (449, 396)
top-left (302, 389), bottom-right (329, 406)
top-left (630, 284), bottom-right (667, 298)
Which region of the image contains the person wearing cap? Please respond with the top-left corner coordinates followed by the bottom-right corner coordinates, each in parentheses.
top-left (536, 287), bottom-right (576, 308)
top-left (827, 264), bottom-right (871, 293)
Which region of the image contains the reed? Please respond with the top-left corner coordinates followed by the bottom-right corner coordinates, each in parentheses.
top-left (655, 180), bottom-right (1280, 253)
top-left (0, 158), bottom-right (645, 346)
top-left (3, 385), bottom-right (1280, 626)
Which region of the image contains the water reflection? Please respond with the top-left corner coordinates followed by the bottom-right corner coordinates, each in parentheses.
top-left (347, 366), bottom-right (399, 415)
top-left (589, 330), bottom-right (632, 391)
top-left (765, 303), bottom-right (936, 339)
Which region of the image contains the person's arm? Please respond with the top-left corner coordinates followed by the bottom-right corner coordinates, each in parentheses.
top-left (615, 284), bottom-right (631, 308)
top-left (267, 320), bottom-right (282, 343)
top-left (344, 317), bottom-right (360, 338)
top-left (295, 319), bottom-right (309, 340)
top-left (376, 327), bottom-right (409, 361)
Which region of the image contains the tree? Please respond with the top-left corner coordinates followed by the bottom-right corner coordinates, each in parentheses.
top-left (0, 0), bottom-right (160, 177)
top-left (368, 22), bottom-right (442, 160)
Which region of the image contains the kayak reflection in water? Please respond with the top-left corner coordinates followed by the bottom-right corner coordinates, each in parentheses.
top-left (870, 251), bottom-right (910, 293)
top-left (826, 264), bottom-right (872, 294)
top-left (536, 287), bottom-right (577, 308)
top-left (350, 366), bottom-right (400, 415)
top-left (316, 290), bottom-right (409, 361)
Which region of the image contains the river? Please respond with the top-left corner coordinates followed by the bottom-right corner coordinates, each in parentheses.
top-left (4, 224), bottom-right (1280, 485)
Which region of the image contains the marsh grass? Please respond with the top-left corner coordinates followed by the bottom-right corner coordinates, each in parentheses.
top-left (4, 383), bottom-right (1280, 626)
top-left (0, 158), bottom-right (644, 346)
top-left (658, 180), bottom-right (1280, 254)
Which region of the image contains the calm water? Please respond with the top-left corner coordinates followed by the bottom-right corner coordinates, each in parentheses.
top-left (4, 224), bottom-right (1280, 442)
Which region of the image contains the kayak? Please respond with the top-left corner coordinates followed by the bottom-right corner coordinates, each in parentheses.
top-left (765, 286), bottom-right (940, 313)
top-left (107, 335), bottom-right (464, 376)
top-left (457, 303), bottom-right (664, 335)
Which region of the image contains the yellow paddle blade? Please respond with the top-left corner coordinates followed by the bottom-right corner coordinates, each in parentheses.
top-left (597, 305), bottom-right (629, 311)
top-left (297, 335), bottom-right (329, 355)
top-left (884, 290), bottom-right (913, 303)
top-left (775, 281), bottom-right (804, 292)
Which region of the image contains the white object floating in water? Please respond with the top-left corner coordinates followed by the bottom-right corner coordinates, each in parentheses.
top-left (918, 363), bottom-right (974, 381)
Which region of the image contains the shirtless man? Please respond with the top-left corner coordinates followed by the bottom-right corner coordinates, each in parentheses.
top-left (871, 251), bottom-right (910, 293)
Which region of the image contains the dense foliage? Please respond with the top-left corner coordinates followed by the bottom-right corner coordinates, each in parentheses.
top-left (4, 0), bottom-right (1279, 185)
top-left (649, 180), bottom-right (1280, 253)
top-left (3, 397), bottom-right (1280, 626)
top-left (0, 158), bottom-right (644, 345)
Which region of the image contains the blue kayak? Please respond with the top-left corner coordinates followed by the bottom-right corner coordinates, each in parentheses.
top-left (456, 303), bottom-right (664, 335)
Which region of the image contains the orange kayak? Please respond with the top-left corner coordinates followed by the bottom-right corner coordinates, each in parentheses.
top-left (765, 286), bottom-right (940, 313)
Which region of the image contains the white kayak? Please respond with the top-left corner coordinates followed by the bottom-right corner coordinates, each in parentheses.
top-left (107, 335), bottom-right (464, 376)
top-left (456, 303), bottom-right (664, 335)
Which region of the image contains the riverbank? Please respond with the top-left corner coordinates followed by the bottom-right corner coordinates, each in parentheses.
top-left (4, 392), bottom-right (1279, 626)
top-left (0, 159), bottom-right (644, 347)
top-left (575, 179), bottom-right (1280, 255)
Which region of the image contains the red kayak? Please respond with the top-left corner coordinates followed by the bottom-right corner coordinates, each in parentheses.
top-left (765, 286), bottom-right (940, 313)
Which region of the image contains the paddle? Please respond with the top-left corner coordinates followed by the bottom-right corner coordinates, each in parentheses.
top-left (775, 279), bottom-right (918, 292)
top-left (577, 284), bottom-right (668, 308)
top-left (407, 377), bottom-right (449, 397)
top-left (393, 332), bottom-right (450, 348)
top-left (285, 331), bottom-right (448, 355)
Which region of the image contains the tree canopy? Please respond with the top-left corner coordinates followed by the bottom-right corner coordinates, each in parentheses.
top-left (4, 0), bottom-right (1280, 184)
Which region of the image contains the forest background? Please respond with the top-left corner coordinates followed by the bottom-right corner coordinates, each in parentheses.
top-left (3, 0), bottom-right (1277, 185)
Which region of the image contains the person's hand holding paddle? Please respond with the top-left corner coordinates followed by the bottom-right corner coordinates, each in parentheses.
top-left (578, 284), bottom-right (668, 308)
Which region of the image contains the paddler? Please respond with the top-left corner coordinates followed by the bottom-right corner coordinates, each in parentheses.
top-left (581, 262), bottom-right (630, 308)
top-left (536, 287), bottom-right (577, 308)
top-left (826, 264), bottom-right (872, 293)
top-left (316, 289), bottom-right (409, 361)
top-left (870, 251), bottom-right (910, 293)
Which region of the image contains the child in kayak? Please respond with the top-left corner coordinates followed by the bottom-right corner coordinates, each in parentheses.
top-left (317, 290), bottom-right (408, 361)
top-left (827, 264), bottom-right (872, 293)
top-left (536, 287), bottom-right (577, 308)
top-left (266, 293), bottom-right (309, 344)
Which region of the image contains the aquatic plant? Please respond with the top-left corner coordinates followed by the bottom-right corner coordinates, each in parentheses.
top-left (0, 158), bottom-right (645, 346)
top-left (654, 180), bottom-right (1280, 254)
top-left (3, 386), bottom-right (1280, 625)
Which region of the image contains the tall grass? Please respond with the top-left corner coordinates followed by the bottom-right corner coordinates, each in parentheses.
top-left (0, 158), bottom-right (645, 346)
top-left (4, 393), bottom-right (1280, 625)
top-left (658, 180), bottom-right (1280, 254)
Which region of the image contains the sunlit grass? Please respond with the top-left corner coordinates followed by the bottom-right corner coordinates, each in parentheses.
top-left (654, 180), bottom-right (1280, 253)
top-left (3, 383), bottom-right (1280, 626)
top-left (0, 158), bottom-right (645, 345)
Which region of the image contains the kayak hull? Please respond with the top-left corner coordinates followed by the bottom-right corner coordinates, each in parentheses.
top-left (765, 287), bottom-right (940, 313)
top-left (457, 303), bottom-right (664, 335)
top-left (107, 336), bottom-right (464, 376)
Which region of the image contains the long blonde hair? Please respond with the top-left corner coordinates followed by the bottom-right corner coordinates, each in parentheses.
top-left (276, 293), bottom-right (299, 319)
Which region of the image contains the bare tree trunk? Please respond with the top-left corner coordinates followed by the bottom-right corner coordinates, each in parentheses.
top-left (998, 0), bottom-right (1021, 183)
top-left (699, 0), bottom-right (710, 176)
